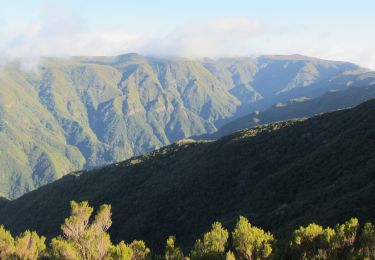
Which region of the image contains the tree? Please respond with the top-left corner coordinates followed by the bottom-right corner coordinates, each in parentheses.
top-left (0, 225), bottom-right (46, 260)
top-left (190, 222), bottom-right (229, 260)
top-left (357, 222), bottom-right (375, 258)
top-left (50, 237), bottom-right (81, 259)
top-left (226, 251), bottom-right (236, 260)
top-left (50, 201), bottom-right (113, 260)
top-left (333, 217), bottom-right (358, 255)
top-left (0, 225), bottom-right (15, 259)
top-left (14, 230), bottom-right (46, 260)
top-left (288, 218), bottom-right (359, 259)
top-left (129, 240), bottom-right (151, 260)
top-left (110, 241), bottom-right (133, 260)
top-left (165, 236), bottom-right (184, 260)
top-left (288, 223), bottom-right (335, 259)
top-left (232, 216), bottom-right (275, 260)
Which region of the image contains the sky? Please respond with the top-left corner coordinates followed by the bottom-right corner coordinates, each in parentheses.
top-left (1, 0), bottom-right (375, 68)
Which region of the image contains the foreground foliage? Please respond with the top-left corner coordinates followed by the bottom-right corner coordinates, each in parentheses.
top-left (0, 226), bottom-right (45, 259)
top-left (232, 216), bottom-right (275, 259)
top-left (0, 201), bottom-right (374, 259)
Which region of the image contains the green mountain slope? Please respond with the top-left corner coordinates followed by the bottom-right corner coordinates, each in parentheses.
top-left (0, 53), bottom-right (374, 198)
top-left (1, 99), bottom-right (375, 251)
top-left (197, 85), bottom-right (375, 140)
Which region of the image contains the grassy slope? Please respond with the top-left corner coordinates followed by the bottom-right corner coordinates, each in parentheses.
top-left (1, 99), bottom-right (375, 251)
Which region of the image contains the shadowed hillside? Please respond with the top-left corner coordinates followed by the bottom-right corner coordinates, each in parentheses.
top-left (1, 99), bottom-right (375, 251)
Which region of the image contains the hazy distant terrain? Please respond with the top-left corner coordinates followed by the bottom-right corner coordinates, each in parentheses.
top-left (196, 84), bottom-right (375, 140)
top-left (1, 53), bottom-right (374, 198)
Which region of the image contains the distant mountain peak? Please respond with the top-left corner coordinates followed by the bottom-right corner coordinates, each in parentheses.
top-left (258, 54), bottom-right (351, 64)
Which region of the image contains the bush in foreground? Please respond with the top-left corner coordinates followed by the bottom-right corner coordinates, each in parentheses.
top-left (0, 201), bottom-right (374, 259)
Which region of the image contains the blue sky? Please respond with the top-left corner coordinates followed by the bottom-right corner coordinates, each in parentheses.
top-left (1, 0), bottom-right (375, 68)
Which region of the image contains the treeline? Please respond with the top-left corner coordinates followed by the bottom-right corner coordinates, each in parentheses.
top-left (0, 201), bottom-right (374, 259)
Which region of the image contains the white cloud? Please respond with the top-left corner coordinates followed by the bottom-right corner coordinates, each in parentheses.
top-left (0, 3), bottom-right (145, 71)
top-left (0, 2), bottom-right (375, 70)
top-left (139, 17), bottom-right (267, 58)
top-left (0, 13), bottom-right (268, 62)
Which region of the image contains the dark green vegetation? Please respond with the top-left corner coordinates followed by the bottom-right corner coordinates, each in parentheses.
top-left (2, 200), bottom-right (375, 259)
top-left (0, 201), bottom-right (375, 260)
top-left (1, 99), bottom-right (375, 254)
top-left (196, 84), bottom-right (375, 140)
top-left (1, 53), bottom-right (375, 198)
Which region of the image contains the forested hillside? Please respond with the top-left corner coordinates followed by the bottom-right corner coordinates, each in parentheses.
top-left (1, 99), bottom-right (375, 252)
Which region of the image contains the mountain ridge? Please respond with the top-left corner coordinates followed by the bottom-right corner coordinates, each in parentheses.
top-left (196, 85), bottom-right (375, 140)
top-left (1, 53), bottom-right (375, 198)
